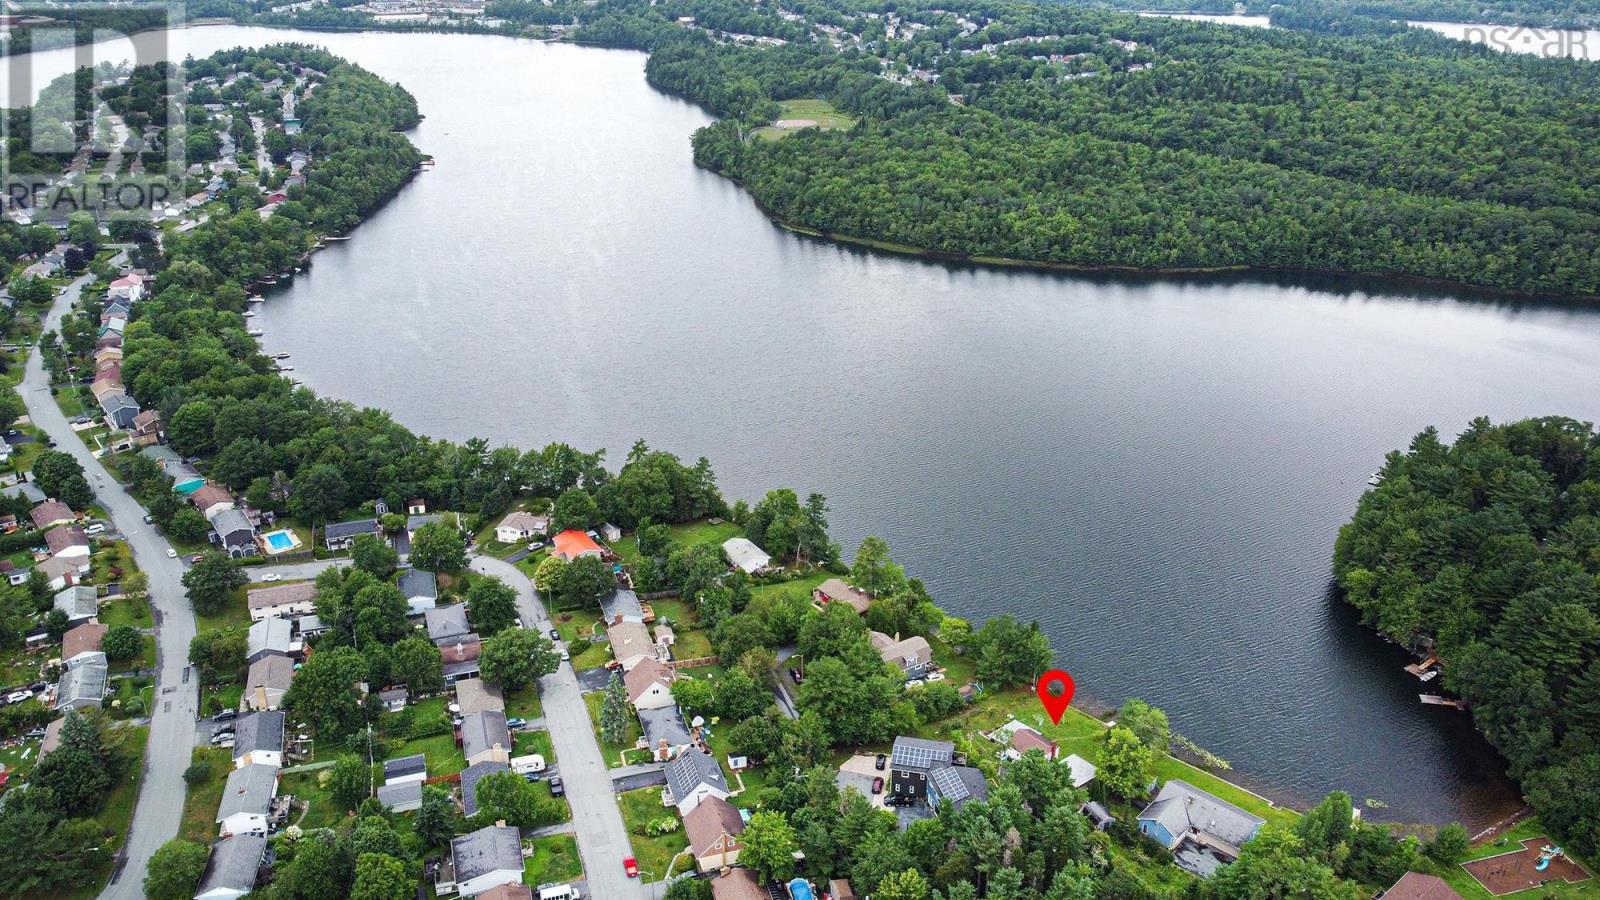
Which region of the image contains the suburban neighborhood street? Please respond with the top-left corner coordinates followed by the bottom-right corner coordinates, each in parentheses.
top-left (19, 263), bottom-right (201, 900)
top-left (470, 555), bottom-right (650, 900)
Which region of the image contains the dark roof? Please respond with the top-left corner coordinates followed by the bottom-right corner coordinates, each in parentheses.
top-left (196, 833), bottom-right (267, 896)
top-left (450, 824), bottom-right (523, 882)
top-left (459, 760), bottom-right (509, 816)
top-left (639, 703), bottom-right (693, 751)
top-left (426, 604), bottom-right (471, 643)
top-left (324, 518), bottom-right (378, 541)
top-left (397, 568), bottom-right (438, 599)
top-left (931, 765), bottom-right (989, 807)
top-left (666, 749), bottom-right (727, 802)
top-left (600, 588), bottom-right (643, 622)
top-left (212, 507), bottom-right (256, 540)
top-left (232, 711), bottom-right (285, 757)
top-left (461, 710), bottom-right (510, 761)
top-left (383, 753), bottom-right (427, 781)
top-left (377, 779), bottom-right (423, 810)
top-left (891, 736), bottom-right (954, 772)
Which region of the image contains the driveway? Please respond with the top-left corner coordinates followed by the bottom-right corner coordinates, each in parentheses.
top-left (471, 556), bottom-right (644, 900)
top-left (241, 558), bottom-right (349, 582)
top-left (20, 261), bottom-right (201, 900)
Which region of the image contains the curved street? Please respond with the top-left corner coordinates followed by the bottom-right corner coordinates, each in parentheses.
top-left (19, 263), bottom-right (200, 900)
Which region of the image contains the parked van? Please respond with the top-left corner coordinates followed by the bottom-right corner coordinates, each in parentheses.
top-left (511, 754), bottom-right (546, 775)
top-left (537, 885), bottom-right (580, 900)
top-left (84, 523), bottom-right (105, 536)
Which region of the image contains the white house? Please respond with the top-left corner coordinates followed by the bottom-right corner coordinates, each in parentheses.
top-left (625, 658), bottom-right (676, 710)
top-left (437, 824), bottom-right (524, 898)
top-left (664, 749), bottom-right (731, 816)
top-left (231, 711), bottom-right (285, 769)
top-left (216, 764), bottom-right (278, 837)
top-left (247, 582), bottom-right (316, 622)
top-left (194, 833), bottom-right (266, 900)
top-left (494, 510), bottom-right (549, 544)
top-left (721, 537), bottom-right (771, 575)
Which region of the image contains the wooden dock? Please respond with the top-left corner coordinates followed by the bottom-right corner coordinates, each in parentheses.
top-left (1419, 694), bottom-right (1466, 709)
top-left (1404, 654), bottom-right (1439, 678)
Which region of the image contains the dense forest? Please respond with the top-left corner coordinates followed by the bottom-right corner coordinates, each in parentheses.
top-left (561, 0), bottom-right (1600, 298)
top-left (1335, 417), bottom-right (1600, 856)
top-left (1113, 0), bottom-right (1600, 28)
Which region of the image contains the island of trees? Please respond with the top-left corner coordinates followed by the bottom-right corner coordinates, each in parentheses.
top-left (1336, 416), bottom-right (1600, 856)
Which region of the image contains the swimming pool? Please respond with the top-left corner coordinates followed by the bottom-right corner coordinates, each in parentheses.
top-left (262, 529), bottom-right (298, 553)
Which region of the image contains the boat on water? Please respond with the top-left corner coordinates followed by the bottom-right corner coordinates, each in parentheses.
top-left (247, 295), bottom-right (264, 303)
top-left (276, 365), bottom-right (294, 372)
top-left (243, 311), bottom-right (256, 318)
top-left (1366, 471), bottom-right (1382, 486)
top-left (272, 352), bottom-right (290, 360)
top-left (247, 329), bottom-right (264, 337)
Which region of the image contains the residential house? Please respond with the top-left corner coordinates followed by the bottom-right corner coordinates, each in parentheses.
top-left (1380, 872), bottom-right (1463, 900)
top-left (1064, 754), bottom-right (1097, 789)
top-left (245, 655), bottom-right (294, 711)
top-left (440, 634), bottom-right (484, 683)
top-left (53, 585), bottom-right (99, 623)
top-left (599, 588), bottom-right (644, 625)
top-left (813, 578), bottom-right (871, 614)
top-left (477, 885), bottom-right (533, 900)
top-left (216, 763), bottom-right (278, 837)
top-left (397, 568), bottom-right (439, 616)
top-left (721, 537), bottom-right (771, 575)
top-left (38, 555), bottom-right (84, 590)
top-left (93, 345), bottom-right (123, 368)
top-left (44, 524), bottom-right (91, 559)
top-left (191, 484), bottom-right (236, 519)
top-left (377, 779), bottom-right (424, 813)
top-left (379, 688), bottom-right (408, 711)
top-left (458, 759), bottom-right (510, 817)
top-left (246, 617), bottom-right (293, 664)
top-left (638, 703), bottom-right (694, 761)
top-left (1137, 779), bottom-right (1266, 877)
top-left (625, 657), bottom-right (676, 710)
top-left (323, 517), bottom-right (379, 551)
top-left (91, 366), bottom-right (124, 399)
top-left (1005, 724), bottom-right (1058, 760)
top-left (889, 736), bottom-right (988, 810)
top-left (928, 762), bottom-right (991, 810)
top-left (232, 711), bottom-right (285, 769)
top-left (194, 833), bottom-right (267, 900)
top-left (685, 795), bottom-right (745, 872)
top-left (383, 753), bottom-right (427, 785)
top-left (493, 511), bottom-right (548, 544)
top-left (54, 657), bottom-right (107, 709)
top-left (663, 748), bottom-right (730, 816)
top-left (709, 868), bottom-right (768, 900)
top-left (606, 620), bottom-right (656, 671)
top-left (30, 499), bottom-right (76, 530)
top-left (99, 391), bottom-right (140, 430)
top-left (210, 507), bottom-right (258, 558)
top-left (131, 408), bottom-right (162, 444)
top-left (461, 710), bottom-right (511, 766)
top-left (426, 604), bottom-right (472, 645)
top-left (247, 582), bottom-right (316, 621)
top-left (870, 631), bottom-right (933, 677)
top-left (61, 621), bottom-right (106, 663)
top-left (107, 273), bottom-right (145, 302)
top-left (293, 614), bottom-right (330, 640)
top-left (436, 824), bottom-right (524, 898)
top-left (454, 677), bottom-right (504, 716)
top-left (550, 529), bottom-right (603, 562)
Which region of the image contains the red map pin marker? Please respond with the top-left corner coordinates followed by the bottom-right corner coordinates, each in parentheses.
top-left (1036, 669), bottom-right (1076, 725)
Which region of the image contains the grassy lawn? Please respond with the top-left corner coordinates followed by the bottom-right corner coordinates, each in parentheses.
top-left (195, 584), bottom-right (253, 631)
top-left (557, 611), bottom-right (609, 671)
top-left (584, 690), bottom-right (638, 768)
top-left (108, 633), bottom-right (156, 673)
top-left (753, 99), bottom-right (856, 140)
top-left (390, 731), bottom-right (465, 777)
top-left (1442, 817), bottom-right (1600, 899)
top-left (523, 833), bottom-right (583, 885)
top-left (99, 594), bottom-right (153, 629)
top-left (700, 715), bottom-right (770, 809)
top-left (179, 747), bottom-right (233, 843)
top-left (616, 787), bottom-right (686, 882)
top-left (46, 723), bottom-right (150, 900)
top-left (505, 686), bottom-right (544, 721)
top-left (0, 736), bottom-right (43, 781)
top-left (650, 598), bottom-right (714, 660)
top-left (613, 519), bottom-right (743, 568)
top-left (201, 681), bottom-right (245, 716)
top-left (748, 572), bottom-right (828, 606)
top-left (281, 768), bottom-right (347, 831)
top-left (514, 728), bottom-right (554, 762)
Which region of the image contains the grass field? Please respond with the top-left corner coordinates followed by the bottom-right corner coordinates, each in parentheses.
top-left (505, 686), bottom-right (544, 721)
top-left (179, 747), bottom-right (233, 843)
top-left (585, 690), bottom-right (639, 768)
top-left (753, 99), bottom-right (856, 140)
top-left (612, 519), bottom-right (743, 568)
top-left (515, 728), bottom-right (555, 762)
top-left (616, 787), bottom-right (688, 882)
top-left (195, 583), bottom-right (254, 631)
top-left (99, 595), bottom-right (153, 629)
top-left (523, 833), bottom-right (584, 885)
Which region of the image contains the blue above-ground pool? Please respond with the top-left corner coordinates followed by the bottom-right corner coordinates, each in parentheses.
top-left (788, 879), bottom-right (815, 900)
top-left (263, 530), bottom-right (296, 552)
top-left (174, 477), bottom-right (205, 495)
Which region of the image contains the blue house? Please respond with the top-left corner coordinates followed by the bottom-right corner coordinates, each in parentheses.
top-left (1138, 779), bottom-right (1265, 877)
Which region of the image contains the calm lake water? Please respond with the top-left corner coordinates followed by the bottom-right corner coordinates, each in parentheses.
top-left (14, 25), bottom-right (1600, 827)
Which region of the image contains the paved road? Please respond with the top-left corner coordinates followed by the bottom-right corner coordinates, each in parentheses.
top-left (471, 556), bottom-right (644, 900)
top-left (20, 263), bottom-right (200, 900)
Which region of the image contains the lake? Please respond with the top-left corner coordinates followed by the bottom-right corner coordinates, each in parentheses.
top-left (13, 24), bottom-right (1600, 828)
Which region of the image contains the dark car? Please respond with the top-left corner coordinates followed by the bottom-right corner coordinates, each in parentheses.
top-left (788, 668), bottom-right (803, 684)
top-left (548, 776), bottom-right (564, 798)
top-left (874, 753), bottom-right (886, 771)
top-left (213, 709), bottom-right (238, 722)
top-left (548, 628), bottom-right (560, 641)
top-left (872, 776), bottom-right (884, 795)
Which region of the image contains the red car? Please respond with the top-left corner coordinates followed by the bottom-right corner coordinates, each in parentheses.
top-left (623, 856), bottom-right (639, 878)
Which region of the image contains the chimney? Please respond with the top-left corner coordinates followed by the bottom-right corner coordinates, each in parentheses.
top-left (495, 819), bottom-right (507, 828)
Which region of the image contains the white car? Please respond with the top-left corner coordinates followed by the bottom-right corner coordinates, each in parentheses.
top-left (5, 690), bottom-right (33, 704)
top-left (166, 548), bottom-right (177, 558)
top-left (924, 671), bottom-right (946, 682)
top-left (559, 649), bottom-right (570, 662)
top-left (261, 573), bottom-right (282, 582)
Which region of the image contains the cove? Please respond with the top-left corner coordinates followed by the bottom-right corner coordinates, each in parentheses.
top-left (14, 25), bottom-right (1600, 828)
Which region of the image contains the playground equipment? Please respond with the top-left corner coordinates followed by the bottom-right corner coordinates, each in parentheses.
top-left (1536, 845), bottom-right (1564, 872)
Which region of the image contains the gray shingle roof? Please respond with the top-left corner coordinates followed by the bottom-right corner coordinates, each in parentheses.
top-left (383, 753), bottom-right (426, 782)
top-left (232, 711), bottom-right (285, 758)
top-left (461, 710), bottom-right (509, 762)
top-left (891, 736), bottom-right (953, 772)
top-left (247, 617), bottom-right (292, 659)
top-left (600, 589), bottom-right (643, 623)
top-left (426, 604), bottom-right (471, 643)
top-left (216, 764), bottom-right (277, 822)
top-left (930, 765), bottom-right (989, 807)
top-left (397, 568), bottom-right (438, 599)
top-left (450, 824), bottom-right (523, 882)
top-left (666, 749), bottom-right (727, 802)
top-left (212, 507), bottom-right (256, 542)
top-left (196, 833), bottom-right (266, 896)
top-left (459, 760), bottom-right (510, 817)
top-left (55, 659), bottom-right (107, 709)
top-left (324, 518), bottom-right (378, 542)
top-left (377, 779), bottom-right (423, 811)
top-left (1139, 779), bottom-right (1266, 849)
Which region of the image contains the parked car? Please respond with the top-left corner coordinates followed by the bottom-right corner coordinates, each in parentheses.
top-left (506, 717), bottom-right (528, 731)
top-left (925, 671), bottom-right (946, 682)
top-left (788, 668), bottom-right (802, 684)
top-left (6, 690), bottom-right (33, 704)
top-left (24, 727), bottom-right (46, 739)
top-left (527, 541), bottom-right (544, 551)
top-left (548, 628), bottom-right (560, 641)
top-left (874, 753), bottom-right (886, 771)
top-left (261, 573), bottom-right (281, 582)
top-left (84, 523), bottom-right (105, 536)
top-left (213, 709), bottom-right (238, 722)
top-left (143, 514), bottom-right (153, 524)
top-left (548, 776), bottom-right (564, 797)
top-left (211, 733), bottom-right (235, 747)
top-left (872, 776), bottom-right (884, 795)
top-left (166, 548), bottom-right (177, 558)
top-left (623, 857), bottom-right (639, 878)
top-left (560, 649), bottom-right (570, 662)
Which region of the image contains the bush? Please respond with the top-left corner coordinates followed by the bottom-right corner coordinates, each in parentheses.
top-left (568, 637), bottom-right (592, 656)
top-left (639, 816), bottom-right (681, 837)
top-left (184, 761), bottom-right (214, 785)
